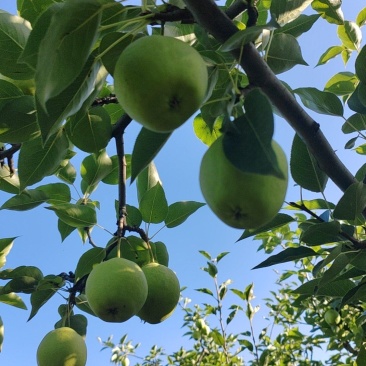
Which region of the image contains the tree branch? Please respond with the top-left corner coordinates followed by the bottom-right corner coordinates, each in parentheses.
top-left (183, 0), bottom-right (357, 194)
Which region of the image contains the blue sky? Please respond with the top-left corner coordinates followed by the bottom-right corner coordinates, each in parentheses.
top-left (0, 1), bottom-right (364, 365)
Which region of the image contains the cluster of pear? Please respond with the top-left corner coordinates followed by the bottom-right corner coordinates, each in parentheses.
top-left (199, 136), bottom-right (288, 230)
top-left (85, 236), bottom-right (180, 325)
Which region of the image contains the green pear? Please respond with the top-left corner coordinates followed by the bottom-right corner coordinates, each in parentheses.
top-left (138, 262), bottom-right (180, 324)
top-left (114, 35), bottom-right (208, 133)
top-left (37, 327), bottom-right (87, 366)
top-left (324, 309), bottom-right (341, 325)
top-left (199, 136), bottom-right (288, 229)
top-left (85, 258), bottom-right (148, 322)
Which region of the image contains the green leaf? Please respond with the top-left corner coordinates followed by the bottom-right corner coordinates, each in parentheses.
top-left (57, 219), bottom-right (76, 242)
top-left (275, 14), bottom-right (320, 38)
top-left (35, 0), bottom-right (102, 104)
top-left (28, 275), bottom-right (63, 321)
top-left (193, 114), bottom-right (223, 147)
top-left (130, 128), bottom-right (171, 182)
top-left (293, 87), bottom-right (344, 116)
top-left (300, 221), bottom-right (343, 246)
top-left (36, 183), bottom-right (71, 204)
top-left (266, 33), bottom-right (308, 74)
top-left (102, 154), bottom-right (131, 185)
top-left (253, 247), bottom-right (317, 269)
top-left (139, 183), bottom-right (168, 224)
top-left (0, 166), bottom-right (20, 194)
top-left (17, 0), bottom-right (62, 25)
top-left (341, 283), bottom-right (366, 307)
top-left (195, 288), bottom-right (214, 296)
top-left (99, 32), bottom-right (141, 76)
top-left (293, 278), bottom-right (355, 297)
top-left (19, 3), bottom-right (63, 70)
top-left (80, 150), bottom-right (113, 188)
top-left (220, 25), bottom-right (267, 52)
top-left (18, 129), bottom-right (69, 190)
top-left (216, 252), bottom-right (230, 263)
top-left (356, 45), bottom-right (366, 84)
top-left (311, 0), bottom-right (344, 25)
top-left (165, 201), bottom-right (205, 228)
top-left (55, 314), bottom-right (88, 338)
top-left (290, 133), bottom-right (328, 192)
top-left (0, 266), bottom-right (43, 294)
top-left (66, 106), bottom-right (112, 154)
top-left (211, 329), bottom-right (225, 346)
top-left (237, 213), bottom-right (295, 241)
top-left (0, 95), bottom-right (39, 143)
top-left (36, 53), bottom-right (106, 142)
top-left (224, 89), bottom-right (283, 177)
top-left (316, 45), bottom-right (343, 66)
top-left (0, 79), bottom-right (24, 100)
top-left (333, 182), bottom-right (366, 223)
top-left (0, 292), bottom-right (27, 310)
top-left (46, 203), bottom-right (97, 228)
top-left (198, 250), bottom-right (212, 261)
top-left (324, 72), bottom-right (358, 96)
top-left (348, 82), bottom-right (366, 114)
top-left (74, 247), bottom-right (106, 282)
top-left (55, 161), bottom-right (77, 185)
top-left (319, 252), bottom-right (356, 287)
top-left (270, 0), bottom-right (312, 26)
top-left (356, 343), bottom-right (366, 366)
top-left (0, 238), bottom-right (15, 270)
top-left (356, 7), bottom-right (366, 27)
top-left (207, 262), bottom-right (218, 278)
top-left (0, 12), bottom-right (34, 80)
top-left (136, 161), bottom-right (162, 203)
top-left (125, 204), bottom-right (143, 227)
top-left (342, 113), bottom-right (366, 134)
top-left (0, 189), bottom-right (48, 211)
top-left (337, 21), bottom-right (362, 51)
top-left (0, 316), bottom-right (3, 352)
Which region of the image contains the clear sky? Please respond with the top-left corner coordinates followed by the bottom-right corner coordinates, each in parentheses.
top-left (0, 1), bottom-right (364, 365)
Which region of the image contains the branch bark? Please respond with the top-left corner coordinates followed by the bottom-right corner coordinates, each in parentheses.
top-left (183, 0), bottom-right (357, 193)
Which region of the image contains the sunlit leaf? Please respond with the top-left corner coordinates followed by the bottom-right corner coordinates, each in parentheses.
top-left (311, 0), bottom-right (344, 25)
top-left (337, 21), bottom-right (362, 51)
top-left (46, 203), bottom-right (97, 228)
top-left (139, 183), bottom-right (168, 224)
top-left (36, 0), bottom-right (102, 104)
top-left (0, 189), bottom-right (48, 211)
top-left (165, 201), bottom-right (205, 228)
top-left (271, 0), bottom-right (312, 26)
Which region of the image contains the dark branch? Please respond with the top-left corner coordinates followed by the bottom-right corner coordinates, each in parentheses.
top-left (183, 0), bottom-right (357, 194)
top-left (0, 143), bottom-right (21, 160)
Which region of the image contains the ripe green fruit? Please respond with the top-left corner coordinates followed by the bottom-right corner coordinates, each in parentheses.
top-left (85, 258), bottom-right (148, 322)
top-left (36, 327), bottom-right (87, 366)
top-left (199, 136), bottom-right (288, 229)
top-left (138, 262), bottom-right (180, 324)
top-left (324, 309), bottom-right (341, 325)
top-left (114, 35), bottom-right (208, 133)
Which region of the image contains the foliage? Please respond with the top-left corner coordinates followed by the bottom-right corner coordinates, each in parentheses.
top-left (0, 0), bottom-right (365, 364)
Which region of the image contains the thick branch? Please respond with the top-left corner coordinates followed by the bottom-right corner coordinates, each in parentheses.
top-left (183, 0), bottom-right (357, 193)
